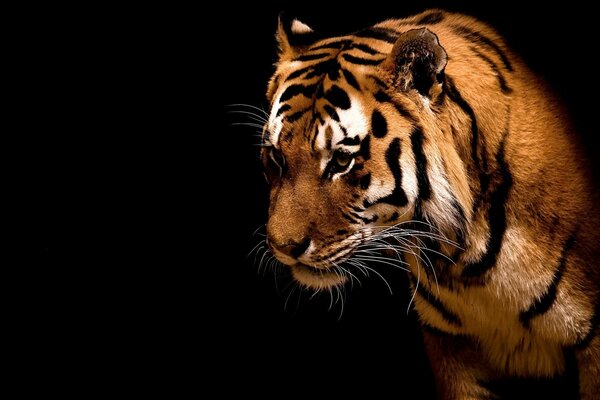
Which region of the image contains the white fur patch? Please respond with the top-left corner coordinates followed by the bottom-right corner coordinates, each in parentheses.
top-left (337, 96), bottom-right (368, 139)
top-left (268, 97), bottom-right (285, 145)
top-left (400, 147), bottom-right (418, 201)
top-left (330, 122), bottom-right (347, 149)
top-left (291, 19), bottom-right (313, 34)
top-left (423, 148), bottom-right (463, 232)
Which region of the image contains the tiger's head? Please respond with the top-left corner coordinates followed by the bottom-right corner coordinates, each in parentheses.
top-left (262, 16), bottom-right (469, 290)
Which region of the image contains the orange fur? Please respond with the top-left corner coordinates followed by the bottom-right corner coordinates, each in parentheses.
top-left (261, 9), bottom-right (600, 398)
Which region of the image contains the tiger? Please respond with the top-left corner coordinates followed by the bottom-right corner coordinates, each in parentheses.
top-left (258, 9), bottom-right (600, 399)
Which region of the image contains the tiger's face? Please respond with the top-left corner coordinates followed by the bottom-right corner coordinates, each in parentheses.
top-left (263, 77), bottom-right (414, 290)
top-left (263, 18), bottom-right (455, 290)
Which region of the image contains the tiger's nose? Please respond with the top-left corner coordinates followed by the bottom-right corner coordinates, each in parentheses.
top-left (271, 237), bottom-right (311, 259)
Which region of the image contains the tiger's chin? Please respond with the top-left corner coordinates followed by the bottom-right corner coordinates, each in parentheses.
top-left (289, 263), bottom-right (347, 290)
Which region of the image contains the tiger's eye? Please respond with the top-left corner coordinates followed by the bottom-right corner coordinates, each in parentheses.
top-left (335, 152), bottom-right (352, 168)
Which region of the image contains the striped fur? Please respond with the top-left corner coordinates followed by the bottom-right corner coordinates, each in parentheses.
top-left (261, 10), bottom-right (600, 399)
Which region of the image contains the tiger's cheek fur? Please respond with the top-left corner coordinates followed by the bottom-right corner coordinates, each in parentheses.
top-left (267, 146), bottom-right (367, 264)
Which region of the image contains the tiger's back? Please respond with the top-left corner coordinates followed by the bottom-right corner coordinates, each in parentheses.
top-left (261, 9), bottom-right (600, 398)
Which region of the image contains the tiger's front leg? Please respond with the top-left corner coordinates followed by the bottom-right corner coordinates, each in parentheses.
top-left (577, 329), bottom-right (600, 400)
top-left (422, 329), bottom-right (497, 399)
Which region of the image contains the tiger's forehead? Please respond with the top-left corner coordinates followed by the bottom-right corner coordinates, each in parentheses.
top-left (268, 90), bottom-right (369, 153)
top-left (266, 36), bottom-right (388, 152)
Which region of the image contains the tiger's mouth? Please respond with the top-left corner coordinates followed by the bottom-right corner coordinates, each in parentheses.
top-left (270, 239), bottom-right (363, 290)
top-left (289, 262), bottom-right (348, 290)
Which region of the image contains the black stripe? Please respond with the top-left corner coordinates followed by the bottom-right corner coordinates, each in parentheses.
top-left (382, 138), bottom-right (408, 206)
top-left (349, 211), bottom-right (378, 223)
top-left (385, 211), bottom-right (399, 223)
top-left (316, 83), bottom-right (324, 98)
top-left (279, 83), bottom-right (316, 103)
top-left (369, 75), bottom-right (387, 88)
top-left (450, 125), bottom-right (458, 137)
top-left (276, 104), bottom-right (291, 117)
top-left (575, 300), bottom-right (600, 349)
top-left (285, 65), bottom-right (313, 81)
top-left (394, 103), bottom-right (416, 122)
top-left (359, 135), bottom-right (371, 161)
top-left (294, 52), bottom-right (332, 62)
top-left (272, 74), bottom-right (281, 89)
top-left (475, 173), bottom-right (491, 214)
top-left (404, 142), bottom-right (461, 283)
top-left (304, 59), bottom-right (340, 80)
top-left (411, 276), bottom-right (462, 326)
top-left (323, 104), bottom-right (339, 121)
top-left (433, 89), bottom-right (446, 107)
top-left (410, 127), bottom-right (431, 200)
top-left (364, 138), bottom-right (408, 207)
top-left (350, 205), bottom-right (366, 213)
top-left (326, 67), bottom-right (340, 81)
top-left (315, 112), bottom-right (325, 125)
top-left (371, 109), bottom-right (388, 138)
top-left (415, 11), bottom-right (445, 25)
top-left (450, 197), bottom-right (467, 250)
top-left (342, 69), bottom-right (360, 90)
top-left (520, 235), bottom-right (576, 328)
top-left (325, 126), bottom-right (333, 150)
top-left (462, 133), bottom-right (512, 279)
top-left (342, 53), bottom-right (384, 66)
top-left (309, 39), bottom-right (352, 51)
top-left (281, 129), bottom-right (294, 143)
top-left (324, 85), bottom-right (351, 110)
top-left (421, 322), bottom-right (462, 338)
top-left (374, 91), bottom-right (416, 122)
top-left (286, 58), bottom-right (341, 81)
top-left (453, 25), bottom-right (513, 72)
top-left (349, 211), bottom-right (363, 221)
top-left (360, 173), bottom-right (371, 190)
top-left (286, 107), bottom-right (310, 122)
top-left (444, 77), bottom-right (488, 189)
top-left (374, 90), bottom-right (391, 103)
top-left (342, 212), bottom-right (359, 224)
top-left (444, 77), bottom-right (480, 170)
top-left (309, 115), bottom-right (319, 151)
top-left (350, 43), bottom-right (381, 55)
top-left (471, 47), bottom-right (512, 94)
top-left (354, 27), bottom-right (399, 43)
top-left (338, 136), bottom-right (360, 146)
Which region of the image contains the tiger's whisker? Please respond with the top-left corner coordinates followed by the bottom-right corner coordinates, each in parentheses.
top-left (230, 122), bottom-right (268, 129)
top-left (226, 103), bottom-right (270, 118)
top-left (227, 109), bottom-right (269, 122)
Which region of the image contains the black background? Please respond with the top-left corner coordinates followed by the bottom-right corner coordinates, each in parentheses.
top-left (31, 1), bottom-right (599, 397)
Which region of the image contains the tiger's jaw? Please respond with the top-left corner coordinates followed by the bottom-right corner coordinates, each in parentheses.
top-left (270, 238), bottom-right (363, 290)
top-left (270, 245), bottom-right (352, 289)
top-left (289, 263), bottom-right (348, 290)
top-left (269, 230), bottom-right (372, 290)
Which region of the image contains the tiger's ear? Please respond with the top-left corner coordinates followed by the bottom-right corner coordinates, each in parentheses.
top-left (276, 13), bottom-right (317, 61)
top-left (381, 28), bottom-right (447, 99)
